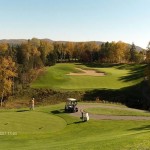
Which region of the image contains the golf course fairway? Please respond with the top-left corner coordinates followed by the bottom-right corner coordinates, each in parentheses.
top-left (31, 63), bottom-right (145, 90)
top-left (0, 103), bottom-right (150, 150)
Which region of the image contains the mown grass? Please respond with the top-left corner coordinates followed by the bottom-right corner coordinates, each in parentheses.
top-left (0, 111), bottom-right (66, 135)
top-left (6, 63), bottom-right (149, 149)
top-left (31, 63), bottom-right (145, 90)
top-left (0, 103), bottom-right (150, 150)
top-left (85, 107), bottom-right (150, 116)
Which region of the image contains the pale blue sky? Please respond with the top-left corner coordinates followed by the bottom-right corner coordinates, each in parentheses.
top-left (0, 0), bottom-right (150, 48)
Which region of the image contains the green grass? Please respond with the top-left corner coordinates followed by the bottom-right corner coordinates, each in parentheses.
top-left (85, 107), bottom-right (150, 116)
top-left (31, 63), bottom-right (145, 90)
top-left (0, 111), bottom-right (66, 135)
top-left (0, 103), bottom-right (150, 150)
top-left (6, 63), bottom-right (148, 149)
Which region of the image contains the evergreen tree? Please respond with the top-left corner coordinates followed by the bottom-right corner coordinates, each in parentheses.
top-left (130, 43), bottom-right (137, 62)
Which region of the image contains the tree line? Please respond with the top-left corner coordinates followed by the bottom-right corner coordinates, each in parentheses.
top-left (0, 38), bottom-right (150, 106)
top-left (54, 41), bottom-right (145, 63)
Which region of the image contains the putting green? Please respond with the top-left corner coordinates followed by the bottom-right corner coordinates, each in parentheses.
top-left (0, 111), bottom-right (66, 134)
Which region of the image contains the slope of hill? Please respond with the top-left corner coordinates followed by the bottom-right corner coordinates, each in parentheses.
top-left (0, 38), bottom-right (53, 45)
top-left (0, 39), bottom-right (27, 45)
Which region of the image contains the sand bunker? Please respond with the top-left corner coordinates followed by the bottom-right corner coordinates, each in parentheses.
top-left (67, 68), bottom-right (105, 76)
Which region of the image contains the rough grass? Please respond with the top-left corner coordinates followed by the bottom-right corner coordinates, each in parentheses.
top-left (0, 103), bottom-right (150, 150)
top-left (31, 63), bottom-right (145, 90)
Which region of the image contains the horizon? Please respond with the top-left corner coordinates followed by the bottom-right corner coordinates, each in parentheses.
top-left (0, 0), bottom-right (150, 49)
top-left (0, 38), bottom-right (145, 49)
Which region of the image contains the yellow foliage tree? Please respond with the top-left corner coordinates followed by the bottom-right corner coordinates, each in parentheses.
top-left (116, 41), bottom-right (129, 63)
top-left (0, 56), bottom-right (17, 106)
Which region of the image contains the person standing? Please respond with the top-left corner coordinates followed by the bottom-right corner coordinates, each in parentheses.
top-left (29, 98), bottom-right (35, 110)
top-left (80, 109), bottom-right (84, 121)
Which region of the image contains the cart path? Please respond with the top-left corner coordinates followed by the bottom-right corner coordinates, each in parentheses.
top-left (70, 104), bottom-right (150, 120)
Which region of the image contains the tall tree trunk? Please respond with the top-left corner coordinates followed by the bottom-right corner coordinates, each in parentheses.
top-left (12, 77), bottom-right (15, 95)
top-left (1, 90), bottom-right (4, 107)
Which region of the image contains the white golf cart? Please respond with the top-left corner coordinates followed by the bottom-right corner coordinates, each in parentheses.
top-left (65, 98), bottom-right (78, 113)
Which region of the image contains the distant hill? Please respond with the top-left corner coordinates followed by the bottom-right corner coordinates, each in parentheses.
top-left (0, 38), bottom-right (53, 45)
top-left (134, 45), bottom-right (144, 51)
top-left (41, 38), bottom-right (53, 42)
top-left (0, 39), bottom-right (144, 51)
top-left (0, 39), bottom-right (27, 45)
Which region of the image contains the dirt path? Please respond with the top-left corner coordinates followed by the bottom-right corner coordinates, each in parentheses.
top-left (70, 104), bottom-right (150, 120)
top-left (67, 68), bottom-right (105, 76)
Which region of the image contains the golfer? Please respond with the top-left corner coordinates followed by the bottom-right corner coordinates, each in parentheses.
top-left (30, 98), bottom-right (35, 110)
top-left (80, 109), bottom-right (84, 121)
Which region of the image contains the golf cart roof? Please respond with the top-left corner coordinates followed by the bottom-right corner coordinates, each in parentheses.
top-left (67, 98), bottom-right (77, 101)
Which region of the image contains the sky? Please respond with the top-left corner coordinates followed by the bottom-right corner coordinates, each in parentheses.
top-left (0, 0), bottom-right (150, 48)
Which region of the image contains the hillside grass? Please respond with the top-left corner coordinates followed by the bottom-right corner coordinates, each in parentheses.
top-left (0, 103), bottom-right (150, 150)
top-left (31, 63), bottom-right (146, 90)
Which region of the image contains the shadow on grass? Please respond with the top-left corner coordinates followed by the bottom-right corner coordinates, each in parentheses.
top-left (128, 125), bottom-right (150, 131)
top-left (119, 64), bottom-right (147, 82)
top-left (77, 63), bottom-right (149, 110)
top-left (51, 109), bottom-right (65, 114)
top-left (16, 110), bottom-right (29, 112)
top-left (67, 120), bottom-right (85, 125)
top-left (83, 82), bottom-right (150, 110)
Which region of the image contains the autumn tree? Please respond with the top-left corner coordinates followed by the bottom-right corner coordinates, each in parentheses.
top-left (39, 40), bottom-right (54, 65)
top-left (145, 42), bottom-right (150, 85)
top-left (100, 42), bottom-right (113, 63)
top-left (115, 41), bottom-right (129, 63)
top-left (0, 43), bottom-right (17, 106)
top-left (64, 42), bottom-right (75, 61)
top-left (54, 42), bottom-right (64, 62)
top-left (46, 50), bottom-right (57, 66)
top-left (74, 42), bottom-right (85, 62)
top-left (79, 42), bottom-right (100, 62)
top-left (16, 42), bottom-right (40, 88)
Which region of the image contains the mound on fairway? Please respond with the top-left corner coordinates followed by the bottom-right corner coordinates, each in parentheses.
top-left (31, 63), bottom-right (145, 90)
top-left (0, 111), bottom-right (66, 134)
